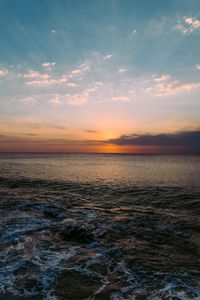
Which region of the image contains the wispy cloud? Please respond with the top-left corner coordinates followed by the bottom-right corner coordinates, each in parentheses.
top-left (149, 74), bottom-right (200, 96)
top-left (2, 52), bottom-right (200, 112)
top-left (195, 64), bottom-right (200, 70)
top-left (66, 90), bottom-right (90, 106)
top-left (23, 70), bottom-right (50, 80)
top-left (26, 78), bottom-right (57, 87)
top-left (118, 68), bottom-right (127, 73)
top-left (175, 17), bottom-right (200, 34)
top-left (103, 54), bottom-right (112, 60)
top-left (23, 57), bottom-right (91, 87)
top-left (49, 95), bottom-right (62, 105)
top-left (0, 68), bottom-right (8, 77)
top-left (71, 69), bottom-right (81, 75)
top-left (84, 130), bottom-right (98, 133)
top-left (21, 96), bottom-right (37, 104)
top-left (185, 17), bottom-right (200, 29)
top-left (145, 16), bottom-right (166, 36)
top-left (66, 82), bottom-right (77, 87)
top-left (154, 74), bottom-right (171, 82)
top-left (46, 80), bottom-right (100, 106)
top-left (69, 61), bottom-right (90, 78)
top-left (129, 29), bottom-right (137, 39)
top-left (0, 117), bottom-right (68, 134)
top-left (41, 62), bottom-right (55, 71)
top-left (112, 96), bottom-right (130, 101)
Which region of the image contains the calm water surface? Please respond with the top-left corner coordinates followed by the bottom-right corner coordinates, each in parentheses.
top-left (0, 154), bottom-right (199, 300)
top-left (1, 153), bottom-right (200, 188)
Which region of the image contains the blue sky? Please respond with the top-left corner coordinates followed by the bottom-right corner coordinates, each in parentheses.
top-left (0, 0), bottom-right (200, 152)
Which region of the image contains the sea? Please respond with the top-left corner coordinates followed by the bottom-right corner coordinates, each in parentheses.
top-left (0, 153), bottom-right (199, 300)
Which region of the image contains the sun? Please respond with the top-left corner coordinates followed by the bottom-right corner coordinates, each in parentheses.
top-left (101, 131), bottom-right (117, 141)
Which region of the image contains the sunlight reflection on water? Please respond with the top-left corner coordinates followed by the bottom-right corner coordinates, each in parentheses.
top-left (0, 153), bottom-right (199, 189)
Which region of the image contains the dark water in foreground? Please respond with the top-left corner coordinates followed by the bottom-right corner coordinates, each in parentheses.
top-left (0, 154), bottom-right (199, 300)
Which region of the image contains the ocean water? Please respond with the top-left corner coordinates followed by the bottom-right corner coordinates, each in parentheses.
top-left (0, 153), bottom-right (199, 300)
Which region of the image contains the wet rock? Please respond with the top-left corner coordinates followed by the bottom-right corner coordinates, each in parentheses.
top-left (89, 262), bottom-right (108, 276)
top-left (61, 223), bottom-right (94, 243)
top-left (19, 202), bottom-right (65, 218)
top-left (55, 270), bottom-right (101, 299)
top-left (43, 209), bottom-right (61, 218)
top-left (41, 204), bottom-right (65, 219)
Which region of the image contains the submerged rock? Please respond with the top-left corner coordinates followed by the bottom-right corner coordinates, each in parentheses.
top-left (61, 223), bottom-right (94, 243)
top-left (55, 270), bottom-right (101, 299)
top-left (43, 208), bottom-right (62, 218)
top-left (41, 204), bottom-right (64, 218)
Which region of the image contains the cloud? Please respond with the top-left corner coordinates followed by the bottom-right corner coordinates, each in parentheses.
top-left (48, 82), bottom-right (99, 106)
top-left (50, 95), bottom-right (62, 105)
top-left (26, 133), bottom-right (38, 136)
top-left (67, 82), bottom-right (77, 87)
top-left (49, 90), bottom-right (90, 106)
top-left (129, 29), bottom-right (137, 39)
top-left (65, 83), bottom-right (100, 105)
top-left (42, 62), bottom-right (55, 71)
top-left (4, 51), bottom-right (200, 113)
top-left (85, 130), bottom-right (98, 133)
top-left (0, 68), bottom-right (8, 77)
top-left (118, 68), bottom-right (127, 73)
top-left (155, 81), bottom-right (200, 96)
top-left (148, 74), bottom-right (200, 96)
top-left (112, 96), bottom-right (130, 101)
top-left (23, 70), bottom-right (49, 79)
top-left (23, 57), bottom-right (91, 87)
top-left (3, 119), bottom-right (67, 131)
top-left (21, 52), bottom-right (117, 93)
top-left (21, 96), bottom-right (37, 104)
top-left (23, 70), bottom-right (65, 87)
top-left (175, 24), bottom-right (190, 34)
top-left (26, 78), bottom-right (57, 87)
top-left (106, 130), bottom-right (200, 153)
top-left (103, 54), bottom-right (112, 60)
top-left (66, 91), bottom-right (89, 106)
top-left (154, 74), bottom-right (171, 82)
top-left (175, 17), bottom-right (200, 34)
top-left (195, 64), bottom-right (200, 70)
top-left (185, 17), bottom-right (200, 28)
top-left (71, 69), bottom-right (81, 75)
top-left (23, 70), bottom-right (50, 80)
top-left (0, 135), bottom-right (102, 148)
top-left (70, 61), bottom-right (90, 77)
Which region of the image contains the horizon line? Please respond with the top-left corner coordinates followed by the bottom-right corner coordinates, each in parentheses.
top-left (0, 151), bottom-right (199, 155)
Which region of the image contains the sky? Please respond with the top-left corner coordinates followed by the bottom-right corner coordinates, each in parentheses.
top-left (0, 0), bottom-right (200, 153)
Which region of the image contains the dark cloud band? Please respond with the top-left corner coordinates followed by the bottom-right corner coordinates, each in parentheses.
top-left (106, 130), bottom-right (200, 152)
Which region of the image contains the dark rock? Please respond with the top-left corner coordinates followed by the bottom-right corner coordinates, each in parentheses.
top-left (41, 204), bottom-right (65, 219)
top-left (89, 262), bottom-right (108, 276)
top-left (55, 270), bottom-right (101, 299)
top-left (61, 223), bottom-right (94, 243)
top-left (43, 209), bottom-right (60, 218)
